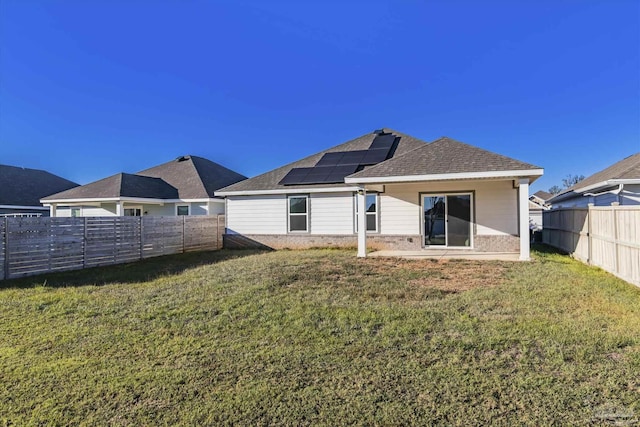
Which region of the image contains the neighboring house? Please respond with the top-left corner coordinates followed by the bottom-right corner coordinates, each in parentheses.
top-left (529, 190), bottom-right (551, 231)
top-left (215, 129), bottom-right (543, 260)
top-left (548, 152), bottom-right (640, 208)
top-left (0, 164), bottom-right (79, 217)
top-left (42, 155), bottom-right (246, 217)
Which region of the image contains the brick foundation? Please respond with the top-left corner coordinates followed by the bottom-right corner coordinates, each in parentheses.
top-left (224, 233), bottom-right (520, 253)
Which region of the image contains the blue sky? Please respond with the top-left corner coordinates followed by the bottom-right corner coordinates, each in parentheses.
top-left (1, 0), bottom-right (638, 193)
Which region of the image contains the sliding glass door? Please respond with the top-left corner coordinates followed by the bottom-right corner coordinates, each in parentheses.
top-left (423, 193), bottom-right (472, 247)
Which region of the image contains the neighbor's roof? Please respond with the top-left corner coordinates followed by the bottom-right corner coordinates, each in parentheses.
top-left (0, 164), bottom-right (78, 206)
top-left (137, 155), bottom-right (247, 199)
top-left (532, 190), bottom-right (552, 201)
top-left (42, 155), bottom-right (247, 202)
top-left (216, 129), bottom-right (426, 193)
top-left (548, 152), bottom-right (640, 203)
top-left (43, 173), bottom-right (179, 200)
top-left (348, 137), bottom-right (541, 181)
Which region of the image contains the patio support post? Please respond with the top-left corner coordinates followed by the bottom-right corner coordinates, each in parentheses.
top-left (49, 204), bottom-right (57, 217)
top-left (518, 178), bottom-right (530, 261)
top-left (357, 186), bottom-right (367, 258)
top-left (116, 201), bottom-right (123, 216)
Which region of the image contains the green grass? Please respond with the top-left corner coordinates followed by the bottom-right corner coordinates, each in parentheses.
top-left (1, 246), bottom-right (639, 426)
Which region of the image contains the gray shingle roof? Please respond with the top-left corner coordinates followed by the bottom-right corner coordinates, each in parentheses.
top-left (42, 173), bottom-right (179, 200)
top-left (216, 129), bottom-right (427, 193)
top-left (349, 137), bottom-right (540, 180)
top-left (137, 155), bottom-right (247, 199)
top-left (42, 155), bottom-right (247, 201)
top-left (549, 152), bottom-right (640, 203)
top-left (0, 164), bottom-right (78, 206)
top-left (532, 190), bottom-right (552, 201)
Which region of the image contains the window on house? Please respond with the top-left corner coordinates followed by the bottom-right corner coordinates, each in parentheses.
top-left (176, 205), bottom-right (190, 216)
top-left (288, 195), bottom-right (309, 232)
top-left (71, 207), bottom-right (81, 217)
top-left (355, 193), bottom-right (378, 232)
top-left (124, 208), bottom-right (142, 216)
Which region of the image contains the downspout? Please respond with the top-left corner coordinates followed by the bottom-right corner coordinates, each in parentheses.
top-left (584, 184), bottom-right (624, 204)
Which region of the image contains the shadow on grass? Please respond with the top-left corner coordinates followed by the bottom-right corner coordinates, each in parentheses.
top-left (0, 249), bottom-right (267, 289)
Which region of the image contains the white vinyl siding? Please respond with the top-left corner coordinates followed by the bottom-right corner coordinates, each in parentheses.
top-left (226, 195), bottom-right (287, 235)
top-left (381, 180), bottom-right (518, 236)
top-left (311, 192), bottom-right (354, 235)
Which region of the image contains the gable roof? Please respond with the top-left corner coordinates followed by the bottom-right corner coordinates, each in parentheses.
top-left (548, 152), bottom-right (640, 203)
top-left (43, 173), bottom-right (179, 200)
top-left (216, 129), bottom-right (426, 194)
top-left (348, 137), bottom-right (541, 181)
top-left (532, 190), bottom-right (552, 201)
top-left (42, 155), bottom-right (247, 202)
top-left (0, 164), bottom-right (78, 207)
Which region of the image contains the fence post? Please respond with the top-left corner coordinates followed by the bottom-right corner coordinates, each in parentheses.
top-left (83, 217), bottom-right (87, 269)
top-left (612, 203), bottom-right (619, 277)
top-left (139, 217), bottom-right (144, 260)
top-left (3, 217), bottom-right (8, 280)
top-left (182, 216), bottom-right (186, 253)
top-left (587, 204), bottom-right (593, 265)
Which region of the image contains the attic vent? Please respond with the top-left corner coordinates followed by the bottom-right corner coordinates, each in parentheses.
top-left (373, 129), bottom-right (386, 135)
top-left (176, 155), bottom-right (191, 162)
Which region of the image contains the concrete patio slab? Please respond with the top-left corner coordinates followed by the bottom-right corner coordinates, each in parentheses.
top-left (368, 250), bottom-right (522, 261)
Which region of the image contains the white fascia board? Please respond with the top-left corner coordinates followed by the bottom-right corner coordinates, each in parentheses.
top-left (215, 186), bottom-right (361, 197)
top-left (575, 179), bottom-right (640, 194)
top-left (344, 169), bottom-right (544, 184)
top-left (40, 197), bottom-right (167, 205)
top-left (0, 204), bottom-right (49, 210)
top-left (162, 198), bottom-right (221, 203)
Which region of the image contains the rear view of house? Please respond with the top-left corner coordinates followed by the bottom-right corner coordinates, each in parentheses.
top-left (216, 129), bottom-right (543, 260)
top-left (0, 164), bottom-right (78, 217)
top-left (42, 155), bottom-right (246, 217)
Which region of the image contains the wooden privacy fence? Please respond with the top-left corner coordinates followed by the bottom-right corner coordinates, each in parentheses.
top-left (542, 205), bottom-right (640, 287)
top-left (0, 215), bottom-right (225, 280)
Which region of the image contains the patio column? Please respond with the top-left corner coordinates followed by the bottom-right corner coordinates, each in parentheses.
top-left (116, 201), bottom-right (123, 216)
top-left (49, 204), bottom-right (57, 217)
top-left (357, 186), bottom-right (367, 258)
top-left (518, 178), bottom-right (530, 261)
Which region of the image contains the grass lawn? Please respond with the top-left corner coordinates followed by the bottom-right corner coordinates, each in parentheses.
top-left (1, 246), bottom-right (639, 426)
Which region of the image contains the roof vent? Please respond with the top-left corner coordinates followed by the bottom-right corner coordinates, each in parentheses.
top-left (176, 155), bottom-right (190, 162)
top-left (373, 129), bottom-right (386, 135)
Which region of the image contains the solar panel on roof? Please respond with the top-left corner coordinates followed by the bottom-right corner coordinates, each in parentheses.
top-left (316, 152), bottom-right (345, 166)
top-left (279, 132), bottom-right (399, 186)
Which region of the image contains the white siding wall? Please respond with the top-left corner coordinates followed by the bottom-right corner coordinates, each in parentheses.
top-left (226, 195), bottom-right (287, 234)
top-left (144, 204), bottom-right (176, 216)
top-left (209, 201), bottom-right (226, 215)
top-left (310, 192), bottom-right (354, 235)
top-left (192, 203), bottom-right (208, 215)
top-left (55, 204), bottom-right (118, 217)
top-left (381, 180), bottom-right (518, 236)
top-left (621, 185), bottom-right (640, 205)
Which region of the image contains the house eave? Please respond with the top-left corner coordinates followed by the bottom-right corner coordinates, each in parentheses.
top-left (548, 179), bottom-right (640, 204)
top-left (215, 186), bottom-right (361, 197)
top-left (0, 204), bottom-right (49, 210)
top-left (345, 169), bottom-right (544, 184)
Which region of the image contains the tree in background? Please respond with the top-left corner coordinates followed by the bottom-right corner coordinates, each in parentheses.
top-left (548, 174), bottom-right (585, 195)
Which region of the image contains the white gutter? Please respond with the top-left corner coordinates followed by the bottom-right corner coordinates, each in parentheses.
top-left (584, 183), bottom-right (624, 198)
top-left (344, 168), bottom-right (544, 184)
top-left (215, 186), bottom-right (361, 197)
top-left (0, 204), bottom-right (49, 210)
top-left (41, 196), bottom-right (168, 205)
top-left (574, 179), bottom-right (640, 194)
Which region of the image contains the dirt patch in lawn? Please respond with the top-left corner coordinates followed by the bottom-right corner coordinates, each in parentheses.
top-left (363, 257), bottom-right (513, 293)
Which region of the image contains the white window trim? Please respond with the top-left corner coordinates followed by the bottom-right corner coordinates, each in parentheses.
top-left (421, 192), bottom-right (474, 249)
top-left (354, 193), bottom-right (379, 233)
top-left (176, 204), bottom-right (190, 216)
top-left (123, 205), bottom-right (143, 217)
top-left (287, 195), bottom-right (309, 233)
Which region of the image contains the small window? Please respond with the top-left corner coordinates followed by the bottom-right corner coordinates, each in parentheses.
top-left (176, 205), bottom-right (190, 216)
top-left (355, 193), bottom-right (378, 232)
top-left (71, 207), bottom-right (81, 217)
top-left (288, 195), bottom-right (308, 232)
top-left (124, 208), bottom-right (142, 216)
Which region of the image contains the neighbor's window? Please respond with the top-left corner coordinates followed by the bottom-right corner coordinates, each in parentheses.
top-left (355, 193), bottom-right (378, 232)
top-left (124, 208), bottom-right (142, 216)
top-left (288, 195), bottom-right (309, 232)
top-left (71, 207), bottom-right (81, 217)
top-left (176, 205), bottom-right (190, 216)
